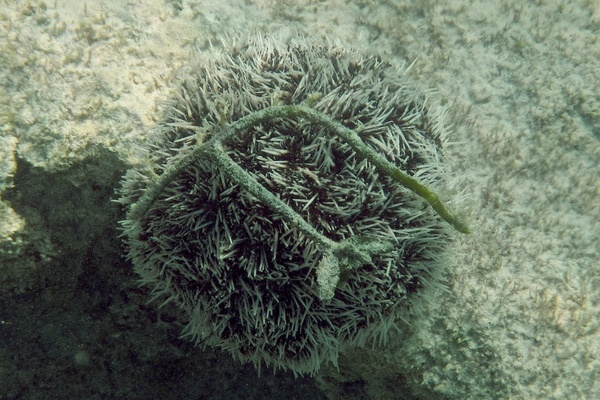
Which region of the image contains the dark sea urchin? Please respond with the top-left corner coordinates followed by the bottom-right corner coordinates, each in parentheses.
top-left (118, 36), bottom-right (468, 375)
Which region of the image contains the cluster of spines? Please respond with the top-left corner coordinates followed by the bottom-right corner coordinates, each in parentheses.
top-left (119, 36), bottom-right (456, 375)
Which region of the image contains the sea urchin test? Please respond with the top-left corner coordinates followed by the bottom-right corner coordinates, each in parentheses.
top-left (118, 35), bottom-right (469, 376)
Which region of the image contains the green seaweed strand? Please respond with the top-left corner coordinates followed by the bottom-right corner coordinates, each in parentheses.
top-left (129, 105), bottom-right (470, 234)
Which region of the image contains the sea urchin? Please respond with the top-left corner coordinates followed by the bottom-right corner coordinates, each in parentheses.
top-left (118, 35), bottom-right (468, 375)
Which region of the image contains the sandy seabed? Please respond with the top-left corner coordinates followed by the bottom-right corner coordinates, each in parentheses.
top-left (1, 0), bottom-right (599, 399)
